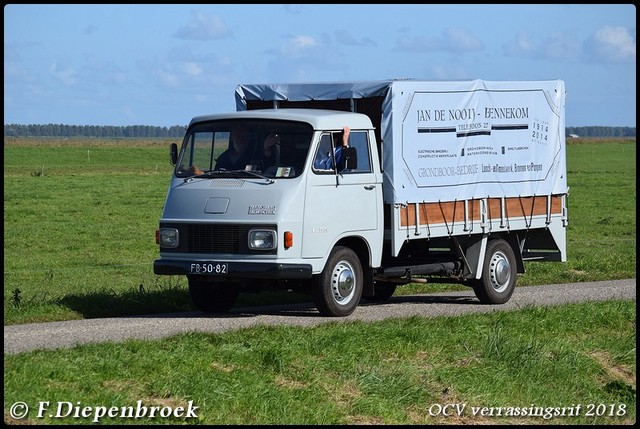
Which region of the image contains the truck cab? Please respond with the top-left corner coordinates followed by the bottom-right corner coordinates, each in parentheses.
top-left (154, 108), bottom-right (383, 316)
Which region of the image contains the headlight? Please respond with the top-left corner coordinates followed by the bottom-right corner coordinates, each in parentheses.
top-left (248, 229), bottom-right (277, 250)
top-left (159, 228), bottom-right (179, 248)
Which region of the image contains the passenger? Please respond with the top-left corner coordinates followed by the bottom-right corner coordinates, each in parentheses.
top-left (215, 127), bottom-right (252, 170)
top-left (262, 132), bottom-right (280, 168)
top-left (314, 126), bottom-right (350, 170)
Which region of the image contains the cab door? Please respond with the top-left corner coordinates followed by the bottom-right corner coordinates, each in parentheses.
top-left (302, 130), bottom-right (380, 258)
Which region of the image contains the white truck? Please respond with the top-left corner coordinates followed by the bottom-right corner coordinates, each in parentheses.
top-left (154, 79), bottom-right (568, 317)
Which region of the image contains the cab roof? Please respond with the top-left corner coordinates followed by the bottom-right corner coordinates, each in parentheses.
top-left (189, 108), bottom-right (374, 131)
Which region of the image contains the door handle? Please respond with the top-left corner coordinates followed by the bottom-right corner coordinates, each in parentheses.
top-left (364, 185), bottom-right (376, 190)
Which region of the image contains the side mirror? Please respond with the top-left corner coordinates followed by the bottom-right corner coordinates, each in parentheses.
top-left (343, 147), bottom-right (357, 170)
top-left (170, 143), bottom-right (178, 166)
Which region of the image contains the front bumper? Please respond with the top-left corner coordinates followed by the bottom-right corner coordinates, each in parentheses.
top-left (153, 259), bottom-right (313, 279)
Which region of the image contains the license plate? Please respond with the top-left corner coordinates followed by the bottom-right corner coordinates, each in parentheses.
top-left (189, 262), bottom-right (229, 275)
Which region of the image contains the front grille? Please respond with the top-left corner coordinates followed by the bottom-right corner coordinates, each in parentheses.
top-left (187, 224), bottom-right (244, 253)
top-left (176, 223), bottom-right (276, 254)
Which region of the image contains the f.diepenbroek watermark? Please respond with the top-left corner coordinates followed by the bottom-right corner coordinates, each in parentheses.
top-left (9, 400), bottom-right (199, 423)
top-left (427, 402), bottom-right (627, 420)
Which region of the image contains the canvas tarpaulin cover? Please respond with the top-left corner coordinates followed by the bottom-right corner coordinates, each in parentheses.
top-left (235, 79), bottom-right (567, 204)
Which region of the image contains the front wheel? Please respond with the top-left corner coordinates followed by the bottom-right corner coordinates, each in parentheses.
top-left (472, 239), bottom-right (517, 304)
top-left (312, 246), bottom-right (363, 317)
top-left (187, 276), bottom-right (239, 313)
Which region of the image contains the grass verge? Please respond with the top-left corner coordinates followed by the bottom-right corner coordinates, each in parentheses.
top-left (3, 300), bottom-right (635, 425)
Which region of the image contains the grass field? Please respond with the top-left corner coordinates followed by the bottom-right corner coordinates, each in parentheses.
top-left (3, 137), bottom-right (636, 325)
top-left (3, 137), bottom-right (636, 424)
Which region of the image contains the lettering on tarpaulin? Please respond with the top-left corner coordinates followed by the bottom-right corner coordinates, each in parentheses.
top-left (514, 163), bottom-right (543, 173)
top-left (417, 109), bottom-right (477, 122)
top-left (417, 106), bottom-right (529, 123)
top-left (480, 163), bottom-right (543, 174)
top-left (484, 107), bottom-right (529, 120)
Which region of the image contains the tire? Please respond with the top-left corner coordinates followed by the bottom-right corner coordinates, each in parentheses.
top-left (187, 277), bottom-right (239, 313)
top-left (366, 281), bottom-right (397, 302)
top-left (312, 246), bottom-right (363, 317)
top-left (472, 239), bottom-right (517, 304)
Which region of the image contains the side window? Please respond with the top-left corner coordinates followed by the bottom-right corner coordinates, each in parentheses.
top-left (312, 130), bottom-right (373, 174)
top-left (347, 131), bottom-right (372, 173)
top-left (313, 134), bottom-right (334, 171)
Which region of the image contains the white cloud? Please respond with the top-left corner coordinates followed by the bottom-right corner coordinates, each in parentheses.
top-left (282, 35), bottom-right (318, 57)
top-left (503, 30), bottom-right (581, 61)
top-left (183, 62), bottom-right (203, 77)
top-left (395, 28), bottom-right (483, 53)
top-left (441, 28), bottom-right (484, 51)
top-left (262, 33), bottom-right (347, 81)
top-left (155, 69), bottom-right (181, 87)
top-left (173, 11), bottom-right (233, 41)
top-left (503, 30), bottom-right (536, 57)
top-left (585, 26), bottom-right (636, 62)
top-left (283, 4), bottom-right (304, 14)
top-left (505, 26), bottom-right (635, 63)
top-left (292, 35), bottom-right (317, 49)
top-left (49, 61), bottom-right (76, 86)
top-left (84, 25), bottom-right (98, 35)
top-left (541, 32), bottom-right (581, 61)
top-left (334, 30), bottom-right (376, 47)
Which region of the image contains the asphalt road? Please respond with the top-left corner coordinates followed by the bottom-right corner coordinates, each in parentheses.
top-left (4, 279), bottom-right (635, 355)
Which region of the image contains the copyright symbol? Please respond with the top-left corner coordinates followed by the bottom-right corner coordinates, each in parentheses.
top-left (10, 402), bottom-right (29, 419)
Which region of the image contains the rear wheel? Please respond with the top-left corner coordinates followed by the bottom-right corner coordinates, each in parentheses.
top-left (472, 239), bottom-right (517, 304)
top-left (366, 281), bottom-right (397, 302)
top-left (187, 276), bottom-right (239, 313)
top-left (313, 246), bottom-right (363, 317)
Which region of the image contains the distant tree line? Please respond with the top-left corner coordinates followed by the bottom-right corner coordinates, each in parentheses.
top-left (565, 126), bottom-right (635, 138)
top-left (3, 123), bottom-right (636, 138)
top-left (3, 124), bottom-right (186, 138)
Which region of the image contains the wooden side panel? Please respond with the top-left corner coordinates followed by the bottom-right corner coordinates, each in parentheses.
top-left (486, 195), bottom-right (563, 220)
top-left (550, 195), bottom-right (563, 214)
top-left (400, 200), bottom-right (481, 227)
top-left (400, 195), bottom-right (564, 227)
top-left (487, 198), bottom-right (502, 220)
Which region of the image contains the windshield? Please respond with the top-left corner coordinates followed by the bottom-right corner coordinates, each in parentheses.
top-left (175, 119), bottom-right (313, 179)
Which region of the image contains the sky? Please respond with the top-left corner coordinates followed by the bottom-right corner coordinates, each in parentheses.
top-left (4, 4), bottom-right (637, 128)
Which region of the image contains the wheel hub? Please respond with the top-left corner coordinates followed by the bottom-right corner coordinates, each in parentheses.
top-left (490, 251), bottom-right (511, 292)
top-left (332, 262), bottom-right (355, 304)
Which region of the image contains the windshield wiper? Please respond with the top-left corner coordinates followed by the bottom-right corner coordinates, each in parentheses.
top-left (237, 169), bottom-right (275, 184)
top-left (185, 169), bottom-right (274, 184)
top-left (183, 169), bottom-right (226, 182)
